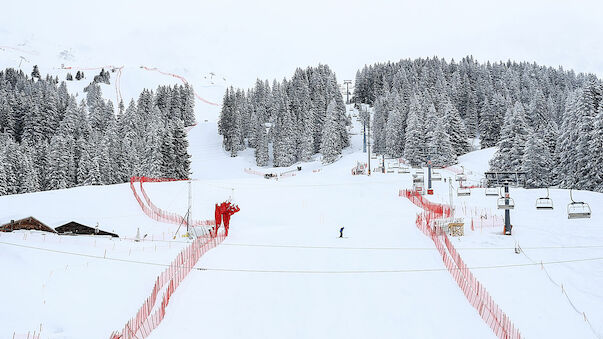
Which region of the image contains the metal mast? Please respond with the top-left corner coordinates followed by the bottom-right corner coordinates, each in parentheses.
top-left (187, 180), bottom-right (192, 237)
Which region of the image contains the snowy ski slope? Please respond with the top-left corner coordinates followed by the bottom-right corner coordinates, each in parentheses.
top-left (1, 102), bottom-right (602, 338)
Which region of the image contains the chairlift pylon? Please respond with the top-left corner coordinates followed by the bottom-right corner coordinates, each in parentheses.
top-left (567, 189), bottom-right (591, 219)
top-left (536, 188), bottom-right (554, 210)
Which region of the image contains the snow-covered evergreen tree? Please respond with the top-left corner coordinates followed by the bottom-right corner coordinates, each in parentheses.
top-left (589, 106), bottom-right (603, 191)
top-left (46, 135), bottom-right (71, 190)
top-left (429, 114), bottom-right (457, 167)
top-left (385, 100), bottom-right (405, 158)
top-left (522, 133), bottom-right (552, 188)
top-left (273, 90), bottom-right (297, 167)
top-left (490, 101), bottom-right (532, 171)
top-left (442, 100), bottom-right (470, 156)
top-left (171, 121), bottom-right (191, 179)
top-left (0, 152), bottom-right (7, 196)
top-left (404, 98), bottom-right (427, 166)
top-left (320, 100), bottom-right (343, 164)
top-left (254, 123), bottom-right (270, 166)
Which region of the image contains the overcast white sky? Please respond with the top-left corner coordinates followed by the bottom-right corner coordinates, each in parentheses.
top-left (3, 0), bottom-right (603, 87)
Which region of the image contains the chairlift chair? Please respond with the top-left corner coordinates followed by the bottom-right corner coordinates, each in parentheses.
top-left (567, 189), bottom-right (591, 219)
top-left (398, 167), bottom-right (410, 174)
top-left (455, 174), bottom-right (467, 182)
top-left (485, 187), bottom-right (499, 196)
top-left (412, 175), bottom-right (424, 183)
top-left (457, 187), bottom-right (471, 196)
top-left (432, 172), bottom-right (442, 181)
top-left (413, 183), bottom-right (424, 195)
top-left (387, 168), bottom-right (394, 174)
top-left (497, 195), bottom-right (515, 210)
top-left (536, 188), bottom-right (554, 210)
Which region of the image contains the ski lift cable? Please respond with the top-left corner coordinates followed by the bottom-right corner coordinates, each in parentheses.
top-left (516, 241), bottom-right (602, 338)
top-left (195, 257), bottom-right (603, 274)
top-left (205, 180), bottom-right (411, 189)
top-left (0, 45), bottom-right (38, 55)
top-left (2, 240), bottom-right (603, 274)
top-left (116, 238), bottom-right (603, 251)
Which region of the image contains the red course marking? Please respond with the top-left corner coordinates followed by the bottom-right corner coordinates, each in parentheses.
top-left (140, 66), bottom-right (219, 106)
top-left (62, 64), bottom-right (124, 104)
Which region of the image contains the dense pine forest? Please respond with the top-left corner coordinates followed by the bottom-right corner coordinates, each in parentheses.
top-left (218, 65), bottom-right (350, 166)
top-left (354, 56), bottom-right (603, 192)
top-left (0, 67), bottom-right (194, 196)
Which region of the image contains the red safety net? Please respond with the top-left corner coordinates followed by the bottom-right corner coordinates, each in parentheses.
top-left (12, 331), bottom-right (41, 339)
top-left (244, 168), bottom-right (265, 176)
top-left (400, 189), bottom-right (522, 339)
top-left (130, 177), bottom-right (215, 227)
top-left (112, 177), bottom-right (240, 339)
top-left (442, 165), bottom-right (465, 174)
top-left (61, 64), bottom-right (124, 104)
top-left (109, 232), bottom-right (227, 339)
top-left (140, 66), bottom-right (219, 106)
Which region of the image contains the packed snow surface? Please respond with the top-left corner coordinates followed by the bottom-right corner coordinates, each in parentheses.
top-left (1, 102), bottom-right (602, 338)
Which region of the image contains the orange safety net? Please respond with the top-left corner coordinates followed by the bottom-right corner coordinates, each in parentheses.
top-left (400, 189), bottom-right (522, 339)
top-left (111, 177), bottom-right (240, 339)
top-left (140, 66), bottom-right (219, 106)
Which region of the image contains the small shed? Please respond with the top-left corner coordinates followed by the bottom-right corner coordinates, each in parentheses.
top-left (0, 217), bottom-right (57, 233)
top-left (55, 221), bottom-right (119, 238)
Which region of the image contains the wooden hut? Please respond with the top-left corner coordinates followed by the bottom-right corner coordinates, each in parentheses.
top-left (55, 221), bottom-right (119, 238)
top-left (0, 217), bottom-right (56, 233)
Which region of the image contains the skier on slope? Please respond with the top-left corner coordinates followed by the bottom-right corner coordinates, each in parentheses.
top-left (339, 227), bottom-right (344, 238)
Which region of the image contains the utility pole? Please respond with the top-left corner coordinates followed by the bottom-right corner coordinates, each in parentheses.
top-left (363, 119), bottom-right (366, 153)
top-left (367, 115), bottom-right (371, 176)
top-left (343, 80), bottom-right (352, 104)
top-left (449, 177), bottom-right (454, 210)
top-left (187, 180), bottom-right (193, 238)
top-left (362, 108), bottom-right (367, 153)
top-left (427, 158), bottom-right (433, 195)
top-left (503, 182), bottom-right (512, 235)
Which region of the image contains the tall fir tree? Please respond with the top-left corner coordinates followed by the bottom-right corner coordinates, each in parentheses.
top-left (320, 100), bottom-right (343, 164)
top-left (429, 114), bottom-right (457, 167)
top-left (404, 97), bottom-right (426, 166)
top-left (490, 101), bottom-right (532, 171)
top-left (522, 133), bottom-right (552, 188)
top-left (171, 121), bottom-right (191, 179)
top-left (443, 99), bottom-right (470, 156)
